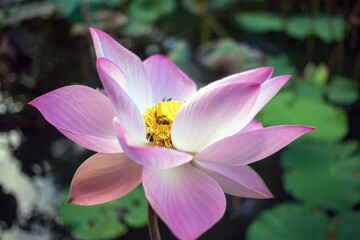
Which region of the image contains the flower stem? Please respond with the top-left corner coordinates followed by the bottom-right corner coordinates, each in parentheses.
top-left (148, 203), bottom-right (161, 240)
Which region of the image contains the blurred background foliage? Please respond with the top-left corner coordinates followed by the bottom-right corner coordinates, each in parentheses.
top-left (0, 0), bottom-right (359, 239)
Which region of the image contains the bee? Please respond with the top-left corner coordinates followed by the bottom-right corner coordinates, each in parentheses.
top-left (146, 133), bottom-right (154, 142)
top-left (156, 115), bottom-right (170, 125)
top-left (162, 98), bottom-right (172, 101)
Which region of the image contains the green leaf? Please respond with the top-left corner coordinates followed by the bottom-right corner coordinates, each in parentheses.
top-left (286, 14), bottom-right (345, 43)
top-left (209, 0), bottom-right (237, 11)
top-left (286, 15), bottom-right (312, 40)
top-left (247, 203), bottom-right (330, 240)
top-left (326, 75), bottom-right (359, 105)
top-left (58, 185), bottom-right (148, 239)
top-left (235, 12), bottom-right (283, 33)
top-left (49, 0), bottom-right (99, 22)
top-left (293, 79), bottom-right (324, 99)
top-left (127, 0), bottom-right (176, 22)
top-left (49, 0), bottom-right (126, 22)
top-left (120, 20), bottom-right (153, 36)
top-left (247, 203), bottom-right (360, 240)
top-left (314, 14), bottom-right (346, 43)
top-left (330, 212), bottom-right (360, 240)
top-left (303, 62), bottom-right (329, 87)
top-left (235, 12), bottom-right (345, 43)
top-left (281, 141), bottom-right (360, 211)
top-left (105, 0), bottom-right (126, 7)
top-left (257, 91), bottom-right (348, 142)
top-left (110, 185), bottom-right (148, 228)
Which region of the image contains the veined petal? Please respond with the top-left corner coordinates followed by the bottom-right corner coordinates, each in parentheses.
top-left (195, 125), bottom-right (315, 165)
top-left (142, 163), bottom-right (226, 240)
top-left (172, 81), bottom-right (260, 152)
top-left (29, 85), bottom-right (121, 153)
top-left (68, 153), bottom-right (142, 205)
top-left (89, 27), bottom-right (152, 113)
top-left (194, 161), bottom-right (273, 199)
top-left (143, 54), bottom-right (197, 103)
top-left (238, 118), bottom-right (263, 133)
top-left (97, 58), bottom-right (146, 142)
top-left (60, 129), bottom-right (121, 153)
top-left (240, 75), bottom-right (291, 129)
top-left (113, 118), bottom-right (193, 170)
top-left (202, 67), bottom-right (273, 91)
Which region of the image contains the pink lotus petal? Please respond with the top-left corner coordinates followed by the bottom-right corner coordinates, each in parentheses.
top-left (59, 129), bottom-right (122, 153)
top-left (97, 58), bottom-right (146, 141)
top-left (238, 118), bottom-right (263, 133)
top-left (142, 163), bottom-right (226, 240)
top-left (68, 153), bottom-right (142, 205)
top-left (172, 81), bottom-right (261, 152)
top-left (194, 161), bottom-right (273, 199)
top-left (195, 125), bottom-right (315, 165)
top-left (89, 28), bottom-right (152, 113)
top-left (143, 54), bottom-right (197, 103)
top-left (113, 118), bottom-right (193, 170)
top-left (241, 75), bottom-right (291, 129)
top-left (202, 67), bottom-right (273, 91)
top-left (29, 85), bottom-right (121, 153)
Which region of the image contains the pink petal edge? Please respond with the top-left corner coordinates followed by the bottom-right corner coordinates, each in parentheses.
top-left (142, 163), bottom-right (226, 240)
top-left (201, 67), bottom-right (274, 92)
top-left (68, 152), bottom-right (142, 205)
top-left (143, 54), bottom-right (197, 103)
top-left (29, 85), bottom-right (121, 153)
top-left (89, 27), bottom-right (152, 113)
top-left (194, 161), bottom-right (273, 199)
top-left (241, 75), bottom-right (291, 129)
top-left (97, 58), bottom-right (146, 142)
top-left (195, 125), bottom-right (315, 166)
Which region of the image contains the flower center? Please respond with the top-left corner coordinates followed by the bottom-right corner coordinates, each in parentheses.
top-left (143, 99), bottom-right (183, 148)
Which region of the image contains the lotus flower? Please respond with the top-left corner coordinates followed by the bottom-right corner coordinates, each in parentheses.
top-left (29, 28), bottom-right (314, 240)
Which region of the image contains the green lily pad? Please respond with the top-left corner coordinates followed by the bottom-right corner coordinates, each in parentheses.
top-left (293, 79), bottom-right (324, 100)
top-left (235, 12), bottom-right (283, 33)
top-left (113, 185), bottom-right (148, 227)
top-left (182, 0), bottom-right (237, 13)
top-left (235, 12), bottom-right (345, 43)
top-left (120, 20), bottom-right (153, 36)
top-left (281, 141), bottom-right (360, 211)
top-left (303, 62), bottom-right (329, 87)
top-left (329, 212), bottom-right (360, 239)
top-left (58, 185), bottom-right (148, 239)
top-left (314, 14), bottom-right (346, 43)
top-left (247, 203), bottom-right (360, 240)
top-left (285, 15), bottom-right (312, 40)
top-left (127, 0), bottom-right (176, 22)
top-left (326, 75), bottom-right (359, 105)
top-left (257, 91), bottom-right (348, 142)
top-left (247, 203), bottom-right (330, 240)
top-left (208, 0), bottom-right (237, 10)
top-left (286, 14), bottom-right (345, 43)
top-left (49, 0), bottom-right (126, 22)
